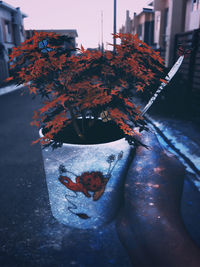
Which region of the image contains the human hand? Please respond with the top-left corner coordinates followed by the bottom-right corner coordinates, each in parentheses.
top-left (116, 128), bottom-right (200, 267)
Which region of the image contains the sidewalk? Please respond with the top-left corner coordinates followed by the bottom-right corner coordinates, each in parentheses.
top-left (133, 96), bottom-right (200, 191)
top-left (146, 115), bottom-right (200, 188)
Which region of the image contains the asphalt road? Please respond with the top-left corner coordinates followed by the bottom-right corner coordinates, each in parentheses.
top-left (0, 88), bottom-right (200, 267)
top-left (0, 88), bottom-right (131, 267)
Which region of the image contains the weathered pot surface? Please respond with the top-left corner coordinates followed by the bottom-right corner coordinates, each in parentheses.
top-left (39, 125), bottom-right (132, 229)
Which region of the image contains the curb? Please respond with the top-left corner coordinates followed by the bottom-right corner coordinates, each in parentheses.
top-left (145, 114), bottom-right (200, 181)
top-left (0, 84), bottom-right (25, 96)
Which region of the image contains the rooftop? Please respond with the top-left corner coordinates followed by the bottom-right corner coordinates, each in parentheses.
top-left (30, 29), bottom-right (78, 38)
top-left (0, 1), bottom-right (27, 18)
top-left (136, 6), bottom-right (154, 17)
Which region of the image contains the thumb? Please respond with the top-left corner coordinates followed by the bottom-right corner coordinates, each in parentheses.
top-left (132, 126), bottom-right (164, 154)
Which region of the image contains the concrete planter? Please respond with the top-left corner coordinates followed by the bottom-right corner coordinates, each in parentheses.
top-left (39, 129), bottom-right (132, 229)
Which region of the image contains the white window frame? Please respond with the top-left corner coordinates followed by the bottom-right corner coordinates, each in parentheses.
top-left (192, 0), bottom-right (199, 11)
top-left (4, 20), bottom-right (12, 43)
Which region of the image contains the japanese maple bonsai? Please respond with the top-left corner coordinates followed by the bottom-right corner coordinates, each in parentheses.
top-left (8, 31), bottom-right (165, 148)
top-left (7, 31), bottom-right (168, 228)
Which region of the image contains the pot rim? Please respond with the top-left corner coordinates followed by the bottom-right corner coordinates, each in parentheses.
top-left (39, 128), bottom-right (128, 148)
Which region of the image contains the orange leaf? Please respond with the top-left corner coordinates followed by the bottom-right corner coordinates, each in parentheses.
top-left (136, 85), bottom-right (144, 92)
top-left (81, 44), bottom-right (85, 53)
top-left (160, 79), bottom-right (168, 84)
top-left (29, 87), bottom-right (38, 94)
top-left (5, 76), bottom-right (13, 82)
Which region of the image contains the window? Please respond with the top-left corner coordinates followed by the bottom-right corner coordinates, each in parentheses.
top-left (20, 25), bottom-right (24, 36)
top-left (137, 24), bottom-right (143, 40)
top-left (163, 8), bottom-right (169, 46)
top-left (192, 0), bottom-right (199, 11)
top-left (8, 48), bottom-right (12, 55)
top-left (4, 20), bottom-right (12, 43)
top-left (163, 8), bottom-right (169, 34)
top-left (0, 43), bottom-right (5, 58)
top-left (155, 13), bottom-right (161, 31)
top-left (5, 20), bottom-right (11, 34)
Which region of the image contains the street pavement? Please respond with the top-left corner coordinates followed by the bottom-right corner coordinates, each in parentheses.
top-left (134, 96), bottom-right (200, 191)
top-left (0, 86), bottom-right (200, 267)
top-left (0, 88), bottom-right (132, 267)
top-left (149, 116), bottom-right (200, 184)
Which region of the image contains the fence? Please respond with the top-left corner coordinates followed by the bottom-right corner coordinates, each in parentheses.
top-left (174, 29), bottom-right (200, 118)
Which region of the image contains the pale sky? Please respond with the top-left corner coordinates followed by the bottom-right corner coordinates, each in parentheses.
top-left (4, 0), bottom-right (149, 49)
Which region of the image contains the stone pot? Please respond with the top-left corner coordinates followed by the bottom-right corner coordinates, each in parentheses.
top-left (39, 127), bottom-right (132, 229)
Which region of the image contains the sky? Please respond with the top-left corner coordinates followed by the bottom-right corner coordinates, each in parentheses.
top-left (4, 0), bottom-right (149, 49)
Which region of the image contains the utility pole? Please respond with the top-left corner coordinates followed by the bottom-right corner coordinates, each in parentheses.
top-left (113, 0), bottom-right (117, 53)
top-left (101, 10), bottom-right (104, 52)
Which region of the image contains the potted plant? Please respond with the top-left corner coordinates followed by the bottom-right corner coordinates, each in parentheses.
top-left (7, 31), bottom-right (166, 229)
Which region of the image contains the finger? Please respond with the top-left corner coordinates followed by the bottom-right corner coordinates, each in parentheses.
top-left (132, 127), bottom-right (164, 161)
top-left (133, 127), bottom-right (185, 172)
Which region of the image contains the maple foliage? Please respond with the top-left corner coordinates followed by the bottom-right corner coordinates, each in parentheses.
top-left (8, 32), bottom-right (166, 147)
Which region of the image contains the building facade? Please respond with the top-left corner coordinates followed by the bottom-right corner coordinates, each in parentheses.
top-left (0, 1), bottom-right (27, 84)
top-left (154, 0), bottom-right (187, 66)
top-left (154, 0), bottom-right (200, 66)
top-left (119, 0), bottom-right (200, 117)
top-left (134, 7), bottom-right (154, 46)
top-left (119, 4), bottom-right (154, 47)
top-left (184, 0), bottom-right (200, 31)
top-left (120, 0), bottom-right (200, 67)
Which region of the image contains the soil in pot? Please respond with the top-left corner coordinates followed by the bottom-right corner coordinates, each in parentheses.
top-left (44, 119), bottom-right (125, 145)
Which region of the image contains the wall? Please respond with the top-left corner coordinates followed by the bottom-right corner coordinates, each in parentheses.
top-left (154, 0), bottom-right (169, 10)
top-left (154, 0), bottom-right (169, 54)
top-left (185, 0), bottom-right (192, 31)
top-left (125, 10), bottom-right (132, 33)
top-left (154, 10), bottom-right (161, 46)
top-left (165, 0), bottom-right (187, 66)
